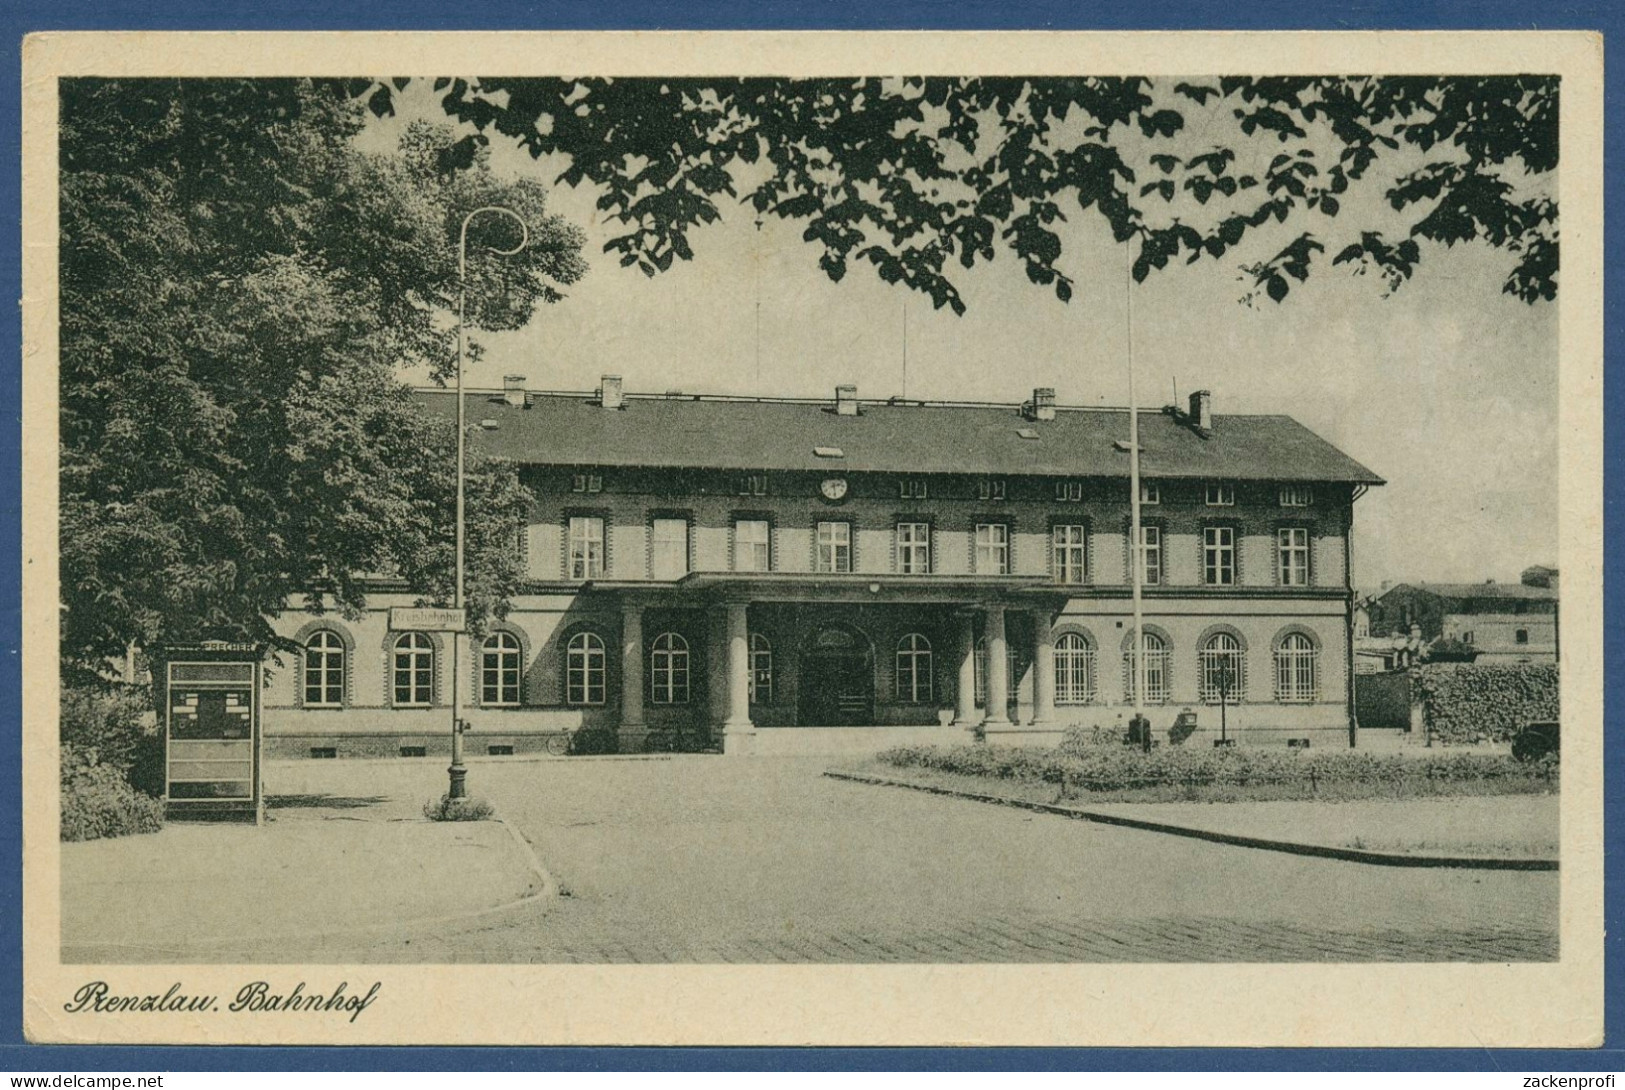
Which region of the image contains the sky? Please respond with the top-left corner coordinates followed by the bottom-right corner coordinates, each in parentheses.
top-left (362, 80), bottom-right (1559, 591)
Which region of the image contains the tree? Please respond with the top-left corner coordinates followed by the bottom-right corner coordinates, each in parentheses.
top-left (360, 75), bottom-right (1556, 314)
top-left (59, 78), bottom-right (587, 674)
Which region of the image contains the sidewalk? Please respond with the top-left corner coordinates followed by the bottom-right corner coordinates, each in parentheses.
top-left (825, 770), bottom-right (1559, 869)
top-left (62, 809), bottom-right (548, 961)
top-left (1081, 795), bottom-right (1558, 859)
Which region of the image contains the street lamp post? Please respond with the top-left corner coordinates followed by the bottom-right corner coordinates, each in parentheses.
top-left (448, 206), bottom-right (529, 801)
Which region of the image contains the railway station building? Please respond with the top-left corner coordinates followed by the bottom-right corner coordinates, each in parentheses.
top-left (261, 378), bottom-right (1383, 757)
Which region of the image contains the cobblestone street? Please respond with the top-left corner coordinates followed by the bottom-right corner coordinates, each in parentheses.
top-left (74, 754), bottom-right (1557, 965)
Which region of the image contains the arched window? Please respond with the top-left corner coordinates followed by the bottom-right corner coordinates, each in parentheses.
top-left (749, 632), bottom-right (773, 704)
top-left (1122, 631), bottom-right (1170, 704)
top-left (1199, 632), bottom-right (1246, 704)
top-left (650, 632), bottom-right (690, 705)
top-left (1053, 633), bottom-right (1095, 705)
top-left (896, 633), bottom-right (934, 703)
top-left (392, 632), bottom-right (435, 707)
top-left (303, 630), bottom-right (345, 707)
top-left (481, 632), bottom-right (522, 706)
top-left (565, 631), bottom-right (606, 706)
top-left (1275, 632), bottom-right (1319, 703)
top-left (973, 636), bottom-right (1020, 708)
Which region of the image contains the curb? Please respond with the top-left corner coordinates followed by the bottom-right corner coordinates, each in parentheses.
top-left (824, 770), bottom-right (1560, 872)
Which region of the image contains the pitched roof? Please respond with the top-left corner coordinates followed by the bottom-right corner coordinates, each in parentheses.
top-left (1381, 582), bottom-right (1558, 603)
top-left (419, 390), bottom-right (1385, 484)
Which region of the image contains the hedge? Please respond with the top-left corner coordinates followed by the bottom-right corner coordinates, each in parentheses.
top-left (61, 744), bottom-right (164, 842)
top-left (60, 683), bottom-right (165, 841)
top-left (60, 682), bottom-right (164, 794)
top-left (875, 740), bottom-right (1551, 795)
top-left (1411, 663), bottom-right (1558, 743)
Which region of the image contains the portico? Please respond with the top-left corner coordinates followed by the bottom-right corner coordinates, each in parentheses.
top-left (598, 573), bottom-right (1067, 754)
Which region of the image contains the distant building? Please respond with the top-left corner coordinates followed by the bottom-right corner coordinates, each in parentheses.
top-left (1367, 579), bottom-right (1557, 665)
top-left (264, 381), bottom-right (1384, 756)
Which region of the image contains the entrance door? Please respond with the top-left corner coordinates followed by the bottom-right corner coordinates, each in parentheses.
top-left (798, 626), bottom-right (874, 725)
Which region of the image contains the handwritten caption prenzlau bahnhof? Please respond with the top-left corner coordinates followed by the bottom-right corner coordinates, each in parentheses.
top-left (62, 981), bottom-right (381, 1023)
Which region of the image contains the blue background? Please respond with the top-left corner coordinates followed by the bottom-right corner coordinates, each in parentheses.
top-left (1, 0), bottom-right (1616, 1072)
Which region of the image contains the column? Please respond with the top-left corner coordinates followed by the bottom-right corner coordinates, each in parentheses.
top-left (722, 601), bottom-right (756, 754)
top-left (953, 612), bottom-right (979, 729)
top-left (1030, 610), bottom-right (1055, 727)
top-left (618, 603), bottom-right (645, 752)
top-left (984, 604), bottom-right (1010, 727)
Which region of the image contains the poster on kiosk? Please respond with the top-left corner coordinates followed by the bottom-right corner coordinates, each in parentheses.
top-left (161, 642), bottom-right (264, 823)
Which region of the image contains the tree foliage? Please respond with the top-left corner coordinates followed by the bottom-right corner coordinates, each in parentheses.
top-left (362, 74), bottom-right (1557, 313)
top-left (60, 78), bottom-right (586, 671)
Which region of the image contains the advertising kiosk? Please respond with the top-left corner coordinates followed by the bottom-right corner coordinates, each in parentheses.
top-left (160, 642), bottom-right (264, 823)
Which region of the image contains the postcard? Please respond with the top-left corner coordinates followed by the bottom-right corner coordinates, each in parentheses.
top-left (20, 29), bottom-right (1604, 1046)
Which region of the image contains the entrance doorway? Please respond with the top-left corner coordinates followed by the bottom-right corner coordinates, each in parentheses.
top-left (798, 624), bottom-right (875, 725)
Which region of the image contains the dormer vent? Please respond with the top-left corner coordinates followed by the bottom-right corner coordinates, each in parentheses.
top-left (835, 385), bottom-right (859, 416)
top-left (599, 374), bottom-right (625, 410)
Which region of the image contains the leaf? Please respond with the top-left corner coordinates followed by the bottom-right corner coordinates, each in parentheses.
top-left (1266, 274), bottom-right (1289, 302)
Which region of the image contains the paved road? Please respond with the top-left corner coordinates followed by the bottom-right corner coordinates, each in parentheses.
top-left (162, 755), bottom-right (1557, 964)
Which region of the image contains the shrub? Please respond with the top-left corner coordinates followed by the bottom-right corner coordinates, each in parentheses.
top-left (60, 682), bottom-right (163, 795)
top-left (1056, 725), bottom-right (1127, 753)
top-left (874, 742), bottom-right (1554, 798)
top-left (423, 794), bottom-right (495, 821)
top-left (60, 744), bottom-right (164, 842)
top-left (1412, 663), bottom-right (1559, 743)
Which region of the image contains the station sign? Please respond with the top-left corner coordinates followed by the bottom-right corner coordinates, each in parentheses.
top-left (389, 607), bottom-right (467, 632)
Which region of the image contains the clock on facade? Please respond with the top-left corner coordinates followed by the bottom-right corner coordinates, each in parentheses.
top-left (819, 478), bottom-right (848, 501)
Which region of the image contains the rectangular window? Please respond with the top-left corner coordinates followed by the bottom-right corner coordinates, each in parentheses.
top-left (651, 518), bottom-right (690, 580)
top-left (1205, 483), bottom-right (1235, 507)
top-left (571, 473), bottom-right (602, 493)
top-left (1279, 484), bottom-right (1314, 507)
top-left (899, 478), bottom-right (929, 500)
top-left (738, 472), bottom-right (768, 496)
top-left (978, 478), bottom-right (1007, 501)
top-left (734, 519), bottom-right (771, 572)
top-left (1052, 524), bottom-right (1087, 584)
top-left (1516, 628), bottom-right (1530, 645)
top-left (1055, 480), bottom-right (1084, 503)
top-left (816, 521), bottom-right (852, 573)
top-left (897, 522), bottom-right (931, 574)
top-left (1139, 525), bottom-right (1163, 586)
top-left (1203, 525), bottom-right (1236, 585)
top-left (1278, 527), bottom-right (1310, 586)
top-left (1140, 481), bottom-right (1160, 505)
top-left (974, 523), bottom-right (1010, 575)
top-left (567, 517), bottom-right (605, 579)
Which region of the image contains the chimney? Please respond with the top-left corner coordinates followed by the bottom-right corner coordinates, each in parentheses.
top-left (835, 384), bottom-right (859, 416)
top-left (502, 374), bottom-right (527, 408)
top-left (1188, 389), bottom-right (1213, 431)
top-left (1030, 387), bottom-right (1056, 422)
top-left (599, 374), bottom-right (624, 410)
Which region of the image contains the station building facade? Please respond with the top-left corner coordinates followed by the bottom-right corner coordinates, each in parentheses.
top-left (262, 379), bottom-right (1383, 757)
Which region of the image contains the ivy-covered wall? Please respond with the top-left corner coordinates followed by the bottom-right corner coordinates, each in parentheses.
top-left (1411, 663), bottom-right (1559, 743)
